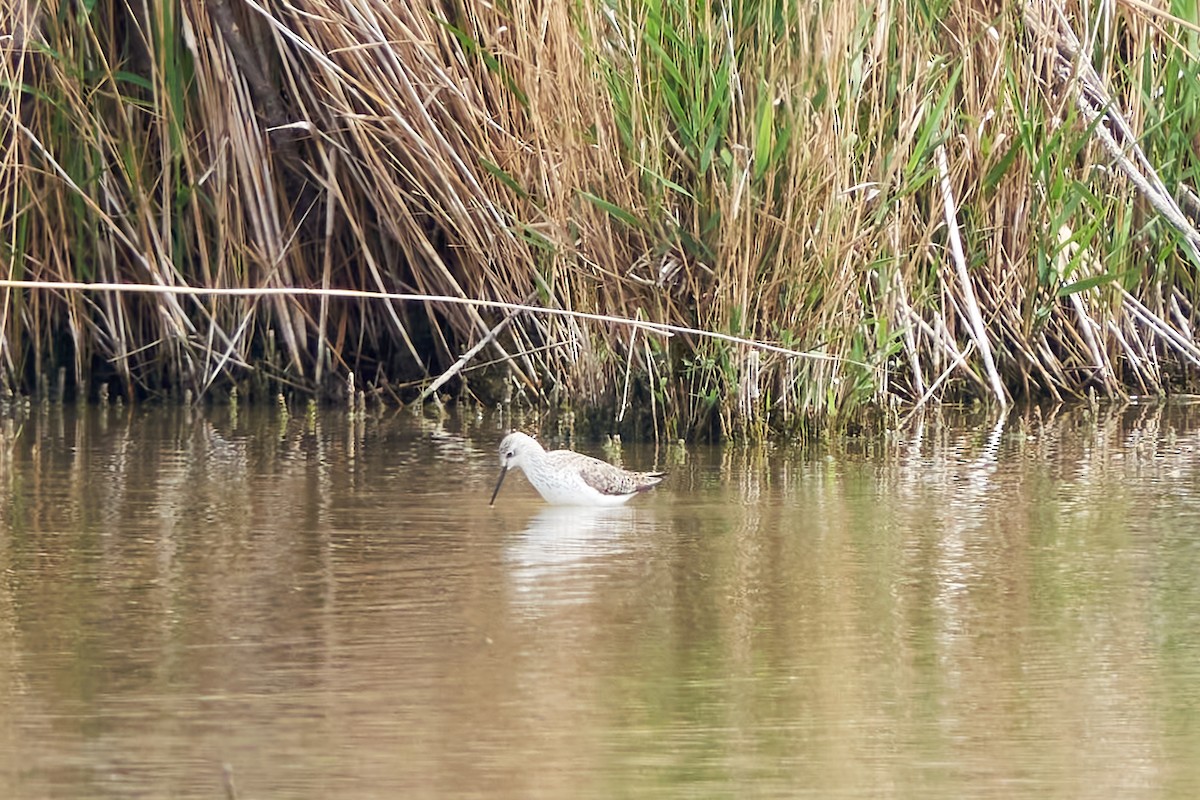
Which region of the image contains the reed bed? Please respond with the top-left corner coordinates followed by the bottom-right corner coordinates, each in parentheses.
top-left (2, 0), bottom-right (1199, 438)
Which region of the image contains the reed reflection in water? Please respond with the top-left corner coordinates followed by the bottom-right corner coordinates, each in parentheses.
top-left (0, 402), bottom-right (1198, 798)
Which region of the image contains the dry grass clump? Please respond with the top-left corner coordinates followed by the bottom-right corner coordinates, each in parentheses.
top-left (2, 1), bottom-right (1199, 438)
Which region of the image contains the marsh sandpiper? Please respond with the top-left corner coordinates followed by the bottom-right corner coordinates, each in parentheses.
top-left (489, 431), bottom-right (665, 507)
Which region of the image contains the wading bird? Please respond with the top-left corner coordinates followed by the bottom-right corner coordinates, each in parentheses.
top-left (490, 431), bottom-right (665, 507)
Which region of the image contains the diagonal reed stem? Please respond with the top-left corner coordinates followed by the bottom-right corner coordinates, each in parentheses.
top-left (0, 279), bottom-right (868, 371)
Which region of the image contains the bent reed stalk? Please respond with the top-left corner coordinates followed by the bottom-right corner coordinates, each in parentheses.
top-left (0, 278), bottom-right (857, 365)
top-left (2, 1), bottom-right (1200, 439)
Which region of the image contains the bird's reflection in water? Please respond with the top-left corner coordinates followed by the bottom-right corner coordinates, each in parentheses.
top-left (504, 505), bottom-right (641, 612)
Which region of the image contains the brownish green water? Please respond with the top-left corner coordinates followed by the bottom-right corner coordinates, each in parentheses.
top-left (1, 402), bottom-right (1199, 798)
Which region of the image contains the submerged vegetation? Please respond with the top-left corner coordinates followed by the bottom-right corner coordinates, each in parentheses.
top-left (2, 1), bottom-right (1200, 438)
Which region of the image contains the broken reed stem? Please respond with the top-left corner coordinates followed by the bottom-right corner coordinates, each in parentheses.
top-left (0, 279), bottom-right (868, 370)
top-left (900, 341), bottom-right (977, 425)
top-left (1025, 1), bottom-right (1200, 264)
top-left (936, 144), bottom-right (1008, 409)
top-left (416, 289), bottom-right (539, 403)
top-left (1118, 287), bottom-right (1200, 368)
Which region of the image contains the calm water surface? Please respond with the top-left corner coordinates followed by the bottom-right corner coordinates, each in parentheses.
top-left (1, 403), bottom-right (1199, 798)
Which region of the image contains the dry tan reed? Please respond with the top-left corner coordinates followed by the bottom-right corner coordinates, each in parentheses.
top-left (1, 1), bottom-right (1199, 438)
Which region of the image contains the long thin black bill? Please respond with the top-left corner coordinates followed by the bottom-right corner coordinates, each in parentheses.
top-left (489, 468), bottom-right (509, 506)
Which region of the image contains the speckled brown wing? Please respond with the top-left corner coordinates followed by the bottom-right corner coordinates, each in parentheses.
top-left (571, 455), bottom-right (666, 497)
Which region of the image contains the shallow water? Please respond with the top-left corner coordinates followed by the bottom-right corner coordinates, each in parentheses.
top-left (1, 402), bottom-right (1199, 798)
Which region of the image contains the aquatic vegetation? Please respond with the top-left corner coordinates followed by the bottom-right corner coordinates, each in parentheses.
top-left (1, 1), bottom-right (1199, 438)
